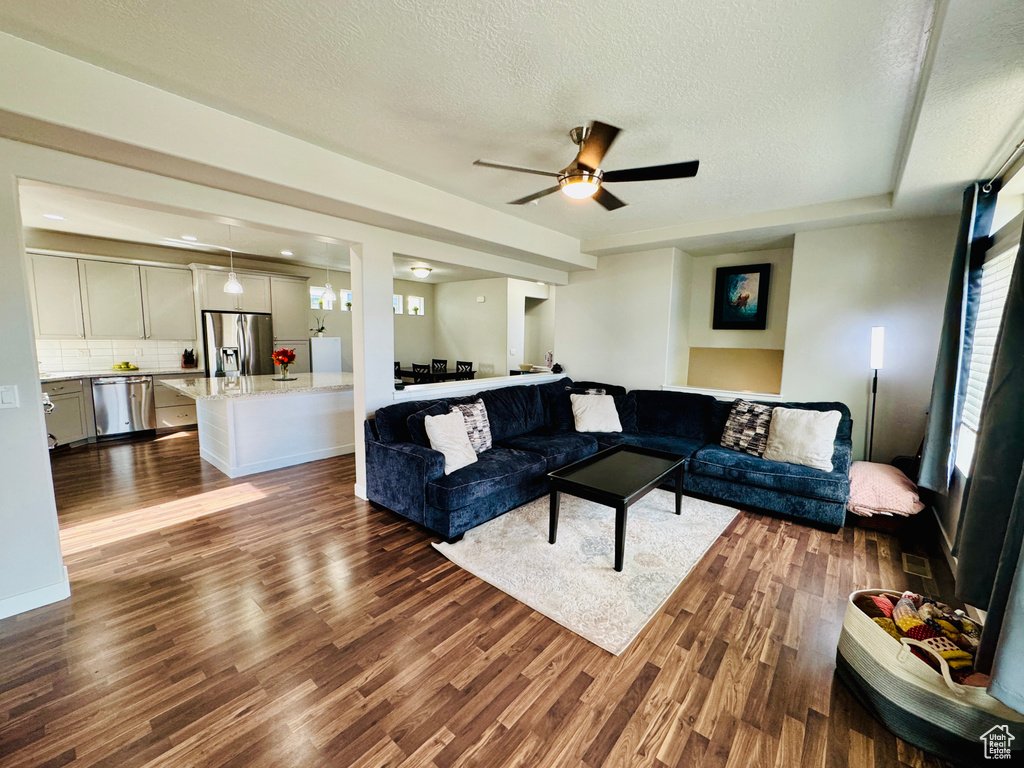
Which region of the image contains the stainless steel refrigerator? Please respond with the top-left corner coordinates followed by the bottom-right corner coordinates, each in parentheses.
top-left (202, 311), bottom-right (275, 377)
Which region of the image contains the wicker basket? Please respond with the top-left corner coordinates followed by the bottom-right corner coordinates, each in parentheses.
top-left (836, 589), bottom-right (1023, 766)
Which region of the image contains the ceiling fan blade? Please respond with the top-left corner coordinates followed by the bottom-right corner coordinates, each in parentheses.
top-left (474, 159), bottom-right (559, 178)
top-left (602, 160), bottom-right (699, 183)
top-left (593, 186), bottom-right (627, 211)
top-left (577, 121), bottom-right (621, 170)
top-left (509, 186), bottom-right (561, 205)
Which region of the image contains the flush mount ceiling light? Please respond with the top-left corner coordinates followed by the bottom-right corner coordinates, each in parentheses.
top-left (43, 213), bottom-right (65, 221)
top-left (321, 242), bottom-right (337, 304)
top-left (223, 226), bottom-right (244, 295)
top-left (411, 267), bottom-right (432, 279)
top-left (181, 235), bottom-right (198, 241)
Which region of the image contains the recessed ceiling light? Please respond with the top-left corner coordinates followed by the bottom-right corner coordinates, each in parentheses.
top-left (281, 250), bottom-right (293, 256)
top-left (43, 213), bottom-right (65, 221)
top-left (536, 281), bottom-right (545, 285)
top-left (411, 267), bottom-right (432, 279)
top-left (181, 235), bottom-right (198, 241)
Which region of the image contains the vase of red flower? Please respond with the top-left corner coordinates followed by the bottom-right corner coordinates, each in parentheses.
top-left (272, 348), bottom-right (297, 381)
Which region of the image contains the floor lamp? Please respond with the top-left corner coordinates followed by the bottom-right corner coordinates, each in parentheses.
top-left (868, 326), bottom-right (884, 462)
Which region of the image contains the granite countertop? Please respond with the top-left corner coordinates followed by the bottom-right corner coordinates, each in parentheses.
top-left (40, 369), bottom-right (204, 383)
top-left (159, 372), bottom-right (354, 401)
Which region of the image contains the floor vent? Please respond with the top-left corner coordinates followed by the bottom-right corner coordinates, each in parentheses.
top-left (902, 553), bottom-right (933, 580)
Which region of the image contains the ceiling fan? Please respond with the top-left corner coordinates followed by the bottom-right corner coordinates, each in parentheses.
top-left (473, 120), bottom-right (699, 211)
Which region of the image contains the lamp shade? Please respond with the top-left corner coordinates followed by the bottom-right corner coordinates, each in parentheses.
top-left (870, 326), bottom-right (885, 370)
top-left (223, 272), bottom-right (244, 294)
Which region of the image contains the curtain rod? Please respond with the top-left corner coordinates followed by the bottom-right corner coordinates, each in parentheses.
top-left (983, 137), bottom-right (1024, 193)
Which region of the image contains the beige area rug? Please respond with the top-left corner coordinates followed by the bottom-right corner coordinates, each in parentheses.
top-left (433, 490), bottom-right (739, 655)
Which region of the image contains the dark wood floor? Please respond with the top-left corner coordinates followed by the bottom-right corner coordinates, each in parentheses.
top-left (0, 431), bottom-right (957, 768)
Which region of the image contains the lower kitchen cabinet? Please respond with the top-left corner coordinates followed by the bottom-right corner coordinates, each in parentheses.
top-left (155, 404), bottom-right (198, 430)
top-left (45, 390), bottom-right (89, 446)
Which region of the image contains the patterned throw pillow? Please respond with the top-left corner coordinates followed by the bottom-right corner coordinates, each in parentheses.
top-left (719, 400), bottom-right (773, 457)
top-left (450, 399), bottom-right (492, 454)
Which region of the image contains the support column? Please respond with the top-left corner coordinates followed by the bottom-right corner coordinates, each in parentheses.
top-left (0, 165), bottom-right (69, 619)
top-left (349, 240), bottom-right (396, 498)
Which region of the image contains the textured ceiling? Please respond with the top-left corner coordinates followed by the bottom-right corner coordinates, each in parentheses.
top-left (0, 0), bottom-right (938, 239)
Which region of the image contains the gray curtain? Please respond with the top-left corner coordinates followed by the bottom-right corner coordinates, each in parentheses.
top-left (953, 224), bottom-right (1024, 711)
top-left (918, 182), bottom-right (1000, 492)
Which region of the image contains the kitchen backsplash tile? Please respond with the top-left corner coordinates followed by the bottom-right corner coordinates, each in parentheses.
top-left (37, 338), bottom-right (198, 373)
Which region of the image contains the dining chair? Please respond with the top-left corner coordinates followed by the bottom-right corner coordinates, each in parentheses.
top-left (394, 361), bottom-right (401, 378)
top-left (455, 360), bottom-right (474, 381)
top-left (431, 359), bottom-right (448, 373)
top-left (412, 363), bottom-right (432, 385)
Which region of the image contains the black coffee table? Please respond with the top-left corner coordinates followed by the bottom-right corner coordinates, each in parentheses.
top-left (548, 444), bottom-right (686, 572)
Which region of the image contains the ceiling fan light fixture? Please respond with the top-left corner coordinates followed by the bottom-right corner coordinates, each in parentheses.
top-left (411, 267), bottom-right (432, 279)
top-left (558, 170), bottom-right (602, 200)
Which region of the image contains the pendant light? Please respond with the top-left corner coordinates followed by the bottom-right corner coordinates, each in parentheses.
top-left (223, 225), bottom-right (244, 295)
top-left (322, 242), bottom-right (337, 304)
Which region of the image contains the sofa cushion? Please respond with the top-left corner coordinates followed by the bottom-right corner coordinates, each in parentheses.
top-left (688, 445), bottom-right (850, 503)
top-left (590, 431), bottom-right (705, 458)
top-left (407, 401), bottom-right (451, 447)
top-left (479, 385), bottom-right (545, 442)
top-left (427, 448), bottom-right (547, 511)
top-left (719, 400), bottom-right (774, 457)
top-left (534, 377), bottom-right (574, 425)
top-left (570, 394), bottom-right (622, 432)
top-left (375, 399), bottom-right (446, 444)
top-left (633, 390), bottom-right (715, 440)
top-left (497, 431), bottom-right (599, 471)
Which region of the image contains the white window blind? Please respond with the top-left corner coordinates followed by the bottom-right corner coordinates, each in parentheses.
top-left (955, 246), bottom-right (1018, 473)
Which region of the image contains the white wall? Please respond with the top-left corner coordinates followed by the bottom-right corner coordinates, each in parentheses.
top-left (0, 167), bottom-right (69, 617)
top-left (555, 248), bottom-right (681, 390)
top-left (686, 247), bottom-right (793, 351)
top-left (433, 278), bottom-right (508, 377)
top-left (506, 279), bottom-right (550, 372)
top-left (393, 278), bottom-right (435, 366)
top-left (524, 289), bottom-right (556, 366)
top-left (781, 217), bottom-right (959, 461)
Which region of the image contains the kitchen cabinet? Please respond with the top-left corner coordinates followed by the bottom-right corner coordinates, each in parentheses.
top-left (141, 266), bottom-right (196, 340)
top-left (273, 340), bottom-right (310, 374)
top-left (45, 390), bottom-right (89, 446)
top-left (79, 260), bottom-right (146, 340)
top-left (154, 375), bottom-right (198, 430)
top-left (198, 270), bottom-right (271, 313)
top-left (270, 276), bottom-right (310, 340)
top-left (27, 253), bottom-right (85, 339)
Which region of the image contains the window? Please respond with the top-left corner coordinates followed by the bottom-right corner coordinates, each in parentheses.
top-left (393, 294), bottom-right (403, 314)
top-left (339, 290), bottom-right (353, 310)
top-left (407, 296), bottom-right (424, 316)
top-left (955, 246), bottom-right (1018, 474)
top-left (310, 287), bottom-right (334, 310)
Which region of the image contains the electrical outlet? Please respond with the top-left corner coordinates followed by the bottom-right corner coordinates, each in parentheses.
top-left (135, 348), bottom-right (144, 357)
top-left (77, 350), bottom-right (91, 358)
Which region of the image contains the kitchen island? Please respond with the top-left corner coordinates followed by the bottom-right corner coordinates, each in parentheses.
top-left (160, 372), bottom-right (355, 478)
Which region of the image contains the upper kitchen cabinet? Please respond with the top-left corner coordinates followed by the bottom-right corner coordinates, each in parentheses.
top-left (270, 276), bottom-right (310, 340)
top-left (141, 266), bottom-right (196, 340)
top-left (198, 269), bottom-right (271, 313)
top-left (27, 253), bottom-right (86, 339)
top-left (79, 260), bottom-right (146, 340)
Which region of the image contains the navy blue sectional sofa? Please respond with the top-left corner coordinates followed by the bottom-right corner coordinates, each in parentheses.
top-left (364, 378), bottom-right (853, 541)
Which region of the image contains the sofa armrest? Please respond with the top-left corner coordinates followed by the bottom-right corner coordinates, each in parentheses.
top-left (365, 433), bottom-right (445, 525)
top-left (832, 440), bottom-right (853, 477)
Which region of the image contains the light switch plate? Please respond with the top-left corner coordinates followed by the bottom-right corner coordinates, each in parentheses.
top-left (509, 349), bottom-right (517, 356)
top-left (477, 296), bottom-right (485, 303)
top-left (0, 385), bottom-right (19, 409)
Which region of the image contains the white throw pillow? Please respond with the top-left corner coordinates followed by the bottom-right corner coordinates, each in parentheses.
top-left (425, 410), bottom-right (478, 475)
top-left (762, 407), bottom-right (842, 471)
top-left (570, 393), bottom-right (622, 433)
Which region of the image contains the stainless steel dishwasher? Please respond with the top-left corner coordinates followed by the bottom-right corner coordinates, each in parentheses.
top-left (92, 376), bottom-right (157, 436)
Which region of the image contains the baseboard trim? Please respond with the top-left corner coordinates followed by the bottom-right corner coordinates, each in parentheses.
top-left (354, 483), bottom-right (367, 501)
top-left (0, 566), bottom-right (71, 620)
top-left (201, 444), bottom-right (355, 479)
